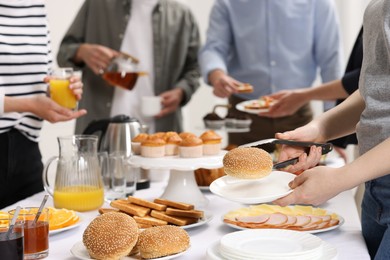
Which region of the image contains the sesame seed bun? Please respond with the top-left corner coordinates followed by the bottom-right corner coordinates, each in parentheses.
top-left (83, 212), bottom-right (139, 260)
top-left (223, 147), bottom-right (273, 179)
top-left (138, 225), bottom-right (190, 259)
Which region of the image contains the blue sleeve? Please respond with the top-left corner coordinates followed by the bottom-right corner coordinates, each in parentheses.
top-left (313, 0), bottom-right (344, 82)
top-left (198, 0), bottom-right (232, 84)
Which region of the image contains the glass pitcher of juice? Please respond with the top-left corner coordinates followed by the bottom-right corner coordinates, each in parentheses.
top-left (42, 135), bottom-right (104, 212)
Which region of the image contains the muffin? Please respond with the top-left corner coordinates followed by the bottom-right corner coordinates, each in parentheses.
top-left (178, 132), bottom-right (196, 140)
top-left (149, 132), bottom-right (166, 140)
top-left (132, 133), bottom-right (149, 155)
top-left (199, 130), bottom-right (222, 155)
top-left (203, 112), bottom-right (224, 129)
top-left (164, 132), bottom-right (182, 156)
top-left (235, 113), bottom-right (252, 128)
top-left (141, 137), bottom-right (166, 158)
top-left (179, 136), bottom-right (203, 158)
top-left (224, 111), bottom-right (237, 128)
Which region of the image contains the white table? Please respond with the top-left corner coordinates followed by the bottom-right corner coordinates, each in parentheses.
top-left (3, 180), bottom-right (370, 260)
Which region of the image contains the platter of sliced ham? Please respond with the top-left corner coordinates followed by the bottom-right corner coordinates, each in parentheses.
top-left (222, 204), bottom-right (344, 234)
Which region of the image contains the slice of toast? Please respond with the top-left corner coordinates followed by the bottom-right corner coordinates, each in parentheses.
top-left (165, 207), bottom-right (204, 219)
top-left (150, 210), bottom-right (198, 226)
top-left (98, 208), bottom-right (119, 215)
top-left (153, 198), bottom-right (194, 210)
top-left (133, 215), bottom-right (168, 226)
top-left (110, 200), bottom-right (151, 217)
top-left (128, 196), bottom-right (167, 211)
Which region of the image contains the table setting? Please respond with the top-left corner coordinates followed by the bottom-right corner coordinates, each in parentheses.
top-left (0, 132), bottom-right (371, 260)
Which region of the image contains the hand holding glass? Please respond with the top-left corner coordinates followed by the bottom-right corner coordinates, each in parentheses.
top-left (49, 68), bottom-right (78, 109)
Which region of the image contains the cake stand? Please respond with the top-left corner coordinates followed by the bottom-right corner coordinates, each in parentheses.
top-left (128, 151), bottom-right (227, 208)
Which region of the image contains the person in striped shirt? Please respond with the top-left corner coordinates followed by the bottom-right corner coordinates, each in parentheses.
top-left (0, 0), bottom-right (86, 208)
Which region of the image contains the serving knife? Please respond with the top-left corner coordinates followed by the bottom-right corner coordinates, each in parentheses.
top-left (239, 138), bottom-right (333, 170)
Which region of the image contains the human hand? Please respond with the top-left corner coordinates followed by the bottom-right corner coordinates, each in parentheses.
top-left (155, 88), bottom-right (184, 118)
top-left (275, 124), bottom-right (325, 174)
top-left (259, 89), bottom-right (307, 118)
top-left (208, 69), bottom-right (242, 98)
top-left (44, 75), bottom-right (83, 100)
top-left (273, 166), bottom-right (344, 206)
top-left (75, 44), bottom-right (119, 74)
top-left (27, 96), bottom-right (87, 123)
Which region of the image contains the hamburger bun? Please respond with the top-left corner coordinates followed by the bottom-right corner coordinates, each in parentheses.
top-left (138, 225), bottom-right (190, 259)
top-left (223, 147), bottom-right (273, 179)
top-left (83, 212), bottom-right (139, 260)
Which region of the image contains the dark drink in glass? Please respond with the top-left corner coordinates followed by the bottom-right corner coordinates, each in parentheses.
top-left (0, 227), bottom-right (24, 260)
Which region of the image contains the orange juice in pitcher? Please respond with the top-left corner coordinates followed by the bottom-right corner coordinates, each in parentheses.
top-left (43, 135), bottom-right (104, 212)
top-left (53, 185), bottom-right (104, 212)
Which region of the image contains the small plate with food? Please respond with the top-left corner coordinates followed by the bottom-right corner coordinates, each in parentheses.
top-left (222, 204), bottom-right (344, 234)
top-left (210, 147), bottom-right (294, 204)
top-left (236, 96), bottom-right (275, 114)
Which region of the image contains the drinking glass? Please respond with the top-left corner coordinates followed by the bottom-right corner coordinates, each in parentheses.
top-left (9, 208), bottom-right (49, 260)
top-left (0, 218), bottom-right (24, 260)
top-left (99, 153), bottom-right (127, 201)
top-left (49, 68), bottom-right (78, 109)
top-left (123, 158), bottom-right (137, 196)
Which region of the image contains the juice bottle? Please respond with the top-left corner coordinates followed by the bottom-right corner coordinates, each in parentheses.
top-left (53, 185), bottom-right (104, 212)
top-left (49, 79), bottom-right (77, 109)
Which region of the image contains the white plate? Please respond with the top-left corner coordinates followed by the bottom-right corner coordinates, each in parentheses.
top-left (182, 213), bottom-right (213, 229)
top-left (220, 229), bottom-right (323, 257)
top-left (49, 214), bottom-right (83, 235)
top-left (206, 240), bottom-right (337, 260)
top-left (223, 213), bottom-right (345, 234)
top-left (70, 241), bottom-right (188, 260)
top-left (236, 100), bottom-right (271, 114)
top-left (210, 171), bottom-right (294, 204)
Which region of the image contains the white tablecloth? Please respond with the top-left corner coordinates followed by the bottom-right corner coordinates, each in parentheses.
top-left (3, 180), bottom-right (370, 260)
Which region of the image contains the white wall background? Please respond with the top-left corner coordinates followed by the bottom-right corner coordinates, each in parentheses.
top-left (41, 0), bottom-right (370, 163)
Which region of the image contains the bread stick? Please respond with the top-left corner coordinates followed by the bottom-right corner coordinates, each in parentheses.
top-left (153, 198), bottom-right (194, 210)
top-left (110, 200), bottom-right (151, 217)
top-left (128, 196), bottom-right (167, 211)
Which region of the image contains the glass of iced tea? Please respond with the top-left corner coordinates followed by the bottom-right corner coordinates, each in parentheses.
top-left (49, 67), bottom-right (78, 109)
top-left (0, 217), bottom-right (24, 260)
top-left (102, 52), bottom-right (146, 90)
top-left (9, 208), bottom-right (49, 259)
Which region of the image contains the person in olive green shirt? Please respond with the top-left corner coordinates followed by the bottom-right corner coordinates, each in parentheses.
top-left (57, 0), bottom-right (201, 134)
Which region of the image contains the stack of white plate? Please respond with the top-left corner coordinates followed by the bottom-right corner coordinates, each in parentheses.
top-left (207, 229), bottom-right (338, 260)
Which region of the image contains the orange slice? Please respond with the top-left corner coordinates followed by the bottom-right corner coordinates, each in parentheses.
top-left (49, 209), bottom-right (77, 230)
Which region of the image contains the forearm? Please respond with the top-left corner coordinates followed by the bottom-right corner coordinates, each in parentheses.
top-left (338, 137), bottom-right (390, 190)
top-left (304, 80), bottom-right (349, 101)
top-left (316, 90), bottom-right (364, 141)
top-left (4, 96), bottom-right (32, 113)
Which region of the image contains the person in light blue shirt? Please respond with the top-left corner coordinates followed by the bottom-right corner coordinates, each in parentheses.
top-left (199, 0), bottom-right (344, 150)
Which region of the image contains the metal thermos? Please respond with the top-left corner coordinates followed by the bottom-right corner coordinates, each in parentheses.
top-left (83, 114), bottom-right (150, 190)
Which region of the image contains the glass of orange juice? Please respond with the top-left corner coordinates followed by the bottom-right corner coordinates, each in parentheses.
top-left (49, 68), bottom-right (77, 109)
